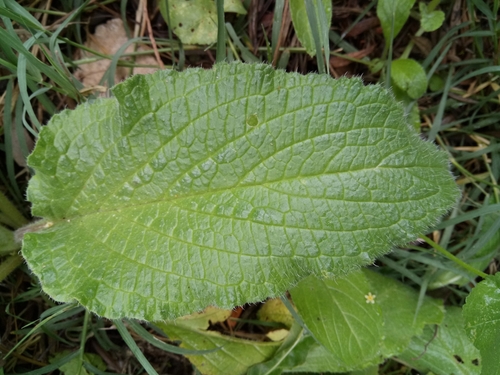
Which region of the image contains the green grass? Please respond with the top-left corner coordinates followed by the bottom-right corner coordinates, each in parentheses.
top-left (0, 0), bottom-right (499, 374)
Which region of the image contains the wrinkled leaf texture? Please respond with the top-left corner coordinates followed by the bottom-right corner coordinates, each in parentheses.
top-left (23, 63), bottom-right (459, 320)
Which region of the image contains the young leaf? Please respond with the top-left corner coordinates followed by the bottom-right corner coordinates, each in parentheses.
top-left (419, 2), bottom-right (445, 32)
top-left (463, 273), bottom-right (500, 375)
top-left (289, 0), bottom-right (332, 57)
top-left (290, 271), bottom-right (383, 368)
top-left (391, 58), bottom-right (428, 99)
top-left (377, 0), bottom-right (416, 42)
top-left (23, 63), bottom-right (459, 321)
top-left (397, 307), bottom-right (481, 375)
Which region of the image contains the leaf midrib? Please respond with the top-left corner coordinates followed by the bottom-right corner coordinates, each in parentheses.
top-left (59, 81), bottom-right (396, 219)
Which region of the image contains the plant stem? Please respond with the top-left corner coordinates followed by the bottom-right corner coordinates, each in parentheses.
top-left (215, 0), bottom-right (226, 63)
top-left (0, 191), bottom-right (28, 229)
top-left (0, 254), bottom-right (23, 283)
top-left (77, 309), bottom-right (90, 374)
top-left (420, 234), bottom-right (489, 279)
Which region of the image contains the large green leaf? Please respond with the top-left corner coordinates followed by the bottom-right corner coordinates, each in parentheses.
top-left (463, 273), bottom-right (500, 375)
top-left (397, 307), bottom-right (481, 375)
top-left (23, 63), bottom-right (459, 321)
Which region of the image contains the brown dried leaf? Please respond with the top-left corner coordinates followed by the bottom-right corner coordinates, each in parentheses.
top-left (330, 45), bottom-right (375, 68)
top-left (75, 19), bottom-right (159, 89)
top-left (346, 17), bottom-right (380, 37)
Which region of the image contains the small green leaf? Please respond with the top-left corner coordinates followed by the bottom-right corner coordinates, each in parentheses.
top-left (397, 307), bottom-right (481, 375)
top-left (377, 0), bottom-right (416, 42)
top-left (419, 2), bottom-right (445, 32)
top-left (290, 271), bottom-right (383, 369)
top-left (23, 63), bottom-right (459, 321)
top-left (289, 0), bottom-right (332, 57)
top-left (429, 73), bottom-right (445, 92)
top-left (391, 58), bottom-right (428, 99)
top-left (463, 273), bottom-right (500, 375)
top-left (157, 309), bottom-right (281, 375)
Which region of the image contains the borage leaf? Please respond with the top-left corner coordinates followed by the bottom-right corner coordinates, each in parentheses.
top-left (23, 63), bottom-right (459, 320)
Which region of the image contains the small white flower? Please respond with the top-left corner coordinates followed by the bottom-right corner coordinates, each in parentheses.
top-left (365, 292), bottom-right (376, 304)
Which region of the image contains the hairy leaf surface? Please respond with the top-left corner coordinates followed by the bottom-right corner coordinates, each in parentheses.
top-left (23, 63), bottom-right (458, 320)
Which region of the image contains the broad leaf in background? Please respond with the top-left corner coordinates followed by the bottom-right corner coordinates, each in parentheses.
top-left (23, 63), bottom-right (459, 320)
top-left (377, 0), bottom-right (416, 42)
top-left (419, 2), bottom-right (445, 32)
top-left (363, 269), bottom-right (444, 358)
top-left (463, 273), bottom-right (500, 375)
top-left (159, 0), bottom-right (246, 45)
top-left (289, 0), bottom-right (332, 57)
top-left (391, 58), bottom-right (428, 99)
top-left (397, 307), bottom-right (481, 375)
top-left (284, 269), bottom-right (443, 372)
top-left (290, 271), bottom-right (383, 368)
top-left (157, 307), bottom-right (281, 375)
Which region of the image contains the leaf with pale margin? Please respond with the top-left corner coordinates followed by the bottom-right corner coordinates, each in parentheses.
top-left (463, 273), bottom-right (500, 375)
top-left (23, 63), bottom-right (459, 320)
top-left (397, 307), bottom-right (481, 375)
top-left (157, 308), bottom-right (281, 375)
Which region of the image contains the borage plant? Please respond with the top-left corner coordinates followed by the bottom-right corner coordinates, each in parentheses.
top-left (19, 62), bottom-right (462, 373)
